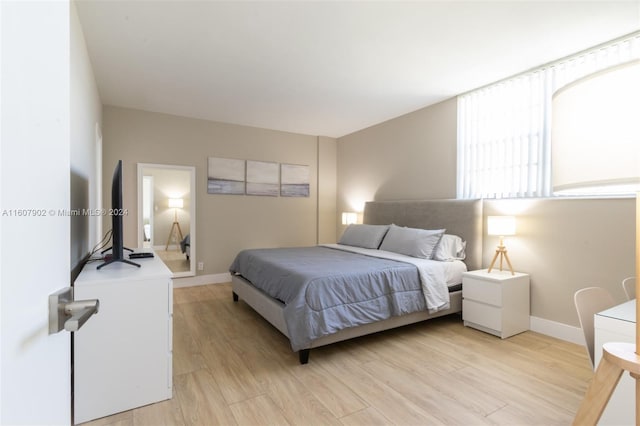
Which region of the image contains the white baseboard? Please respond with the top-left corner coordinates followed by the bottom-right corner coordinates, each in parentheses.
top-left (529, 315), bottom-right (585, 346)
top-left (173, 272), bottom-right (231, 288)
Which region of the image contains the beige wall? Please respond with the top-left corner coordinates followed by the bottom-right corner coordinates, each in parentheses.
top-left (318, 136), bottom-right (337, 244)
top-left (337, 98), bottom-right (636, 328)
top-left (102, 106), bottom-right (337, 275)
top-left (483, 198), bottom-right (634, 327)
top-left (338, 98), bottom-right (457, 215)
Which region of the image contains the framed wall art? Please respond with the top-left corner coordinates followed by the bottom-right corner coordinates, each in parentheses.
top-left (280, 163), bottom-right (310, 197)
top-left (246, 160), bottom-right (279, 196)
top-left (207, 157), bottom-right (245, 195)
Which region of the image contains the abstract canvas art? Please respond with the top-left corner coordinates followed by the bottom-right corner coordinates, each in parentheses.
top-left (246, 160), bottom-right (279, 196)
top-left (280, 164), bottom-right (310, 197)
top-left (207, 157), bottom-right (245, 195)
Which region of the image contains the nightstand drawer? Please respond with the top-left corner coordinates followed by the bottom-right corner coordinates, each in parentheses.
top-left (463, 277), bottom-right (502, 306)
top-left (463, 299), bottom-right (502, 331)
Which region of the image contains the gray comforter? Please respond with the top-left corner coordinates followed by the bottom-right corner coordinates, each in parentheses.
top-left (229, 245), bottom-right (448, 351)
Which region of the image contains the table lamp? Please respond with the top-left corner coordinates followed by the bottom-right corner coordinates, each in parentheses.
top-left (487, 215), bottom-right (516, 275)
top-left (341, 212), bottom-right (358, 225)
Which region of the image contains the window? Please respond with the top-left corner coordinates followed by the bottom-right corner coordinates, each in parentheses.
top-left (457, 31), bottom-right (640, 199)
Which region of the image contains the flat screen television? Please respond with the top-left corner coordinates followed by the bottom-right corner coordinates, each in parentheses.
top-left (98, 160), bottom-right (140, 269)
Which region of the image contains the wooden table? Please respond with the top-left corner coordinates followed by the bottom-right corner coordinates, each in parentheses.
top-left (594, 299), bottom-right (635, 425)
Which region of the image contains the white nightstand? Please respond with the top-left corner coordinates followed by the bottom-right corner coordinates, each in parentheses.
top-left (462, 269), bottom-right (530, 338)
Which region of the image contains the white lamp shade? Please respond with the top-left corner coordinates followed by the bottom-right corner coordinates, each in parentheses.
top-left (487, 216), bottom-right (516, 236)
top-left (341, 212), bottom-right (358, 225)
top-left (552, 60), bottom-right (640, 195)
top-left (168, 198), bottom-right (183, 209)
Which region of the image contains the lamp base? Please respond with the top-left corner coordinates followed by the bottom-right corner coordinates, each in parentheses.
top-left (165, 221), bottom-right (184, 251)
top-left (487, 245), bottom-right (514, 275)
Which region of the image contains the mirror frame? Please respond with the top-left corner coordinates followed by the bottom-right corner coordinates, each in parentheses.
top-left (137, 163), bottom-right (196, 278)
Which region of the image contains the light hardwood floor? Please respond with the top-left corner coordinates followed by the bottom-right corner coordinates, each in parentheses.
top-left (155, 249), bottom-right (190, 273)
top-left (82, 283), bottom-right (593, 426)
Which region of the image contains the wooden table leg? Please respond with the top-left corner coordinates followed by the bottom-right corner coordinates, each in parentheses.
top-left (573, 355), bottom-right (624, 425)
top-left (573, 342), bottom-right (640, 425)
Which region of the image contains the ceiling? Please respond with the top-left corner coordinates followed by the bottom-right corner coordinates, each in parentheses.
top-left (76, 1), bottom-right (640, 138)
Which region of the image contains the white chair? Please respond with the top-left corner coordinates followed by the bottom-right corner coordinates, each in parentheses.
top-left (621, 276), bottom-right (636, 300)
top-left (574, 287), bottom-right (615, 368)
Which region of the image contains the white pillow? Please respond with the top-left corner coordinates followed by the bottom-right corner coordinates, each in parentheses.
top-left (433, 234), bottom-right (467, 261)
top-left (339, 224), bottom-right (390, 249)
top-left (379, 224), bottom-right (445, 259)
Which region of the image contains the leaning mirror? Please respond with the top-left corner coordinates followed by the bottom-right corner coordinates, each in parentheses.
top-left (137, 163), bottom-right (196, 278)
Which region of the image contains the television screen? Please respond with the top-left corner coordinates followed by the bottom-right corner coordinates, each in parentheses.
top-left (98, 160), bottom-right (140, 269)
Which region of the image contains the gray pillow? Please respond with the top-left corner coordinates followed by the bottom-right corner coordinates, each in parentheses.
top-left (339, 224), bottom-right (390, 249)
top-left (379, 224), bottom-right (445, 259)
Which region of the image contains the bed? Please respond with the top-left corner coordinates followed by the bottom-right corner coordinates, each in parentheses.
top-left (230, 199), bottom-right (482, 364)
top-left (180, 234), bottom-right (190, 260)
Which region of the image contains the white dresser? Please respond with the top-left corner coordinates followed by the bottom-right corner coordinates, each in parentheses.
top-left (462, 269), bottom-right (530, 338)
top-left (594, 299), bottom-right (635, 426)
top-left (73, 253), bottom-right (173, 424)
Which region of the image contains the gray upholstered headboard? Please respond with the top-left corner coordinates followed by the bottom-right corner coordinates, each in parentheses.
top-left (363, 199), bottom-right (483, 271)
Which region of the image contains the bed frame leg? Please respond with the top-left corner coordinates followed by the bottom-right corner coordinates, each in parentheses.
top-left (299, 349), bottom-right (310, 365)
top-left (232, 292), bottom-right (238, 302)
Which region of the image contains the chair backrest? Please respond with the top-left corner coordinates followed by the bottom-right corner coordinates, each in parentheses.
top-left (574, 287), bottom-right (615, 368)
top-left (622, 276), bottom-right (636, 300)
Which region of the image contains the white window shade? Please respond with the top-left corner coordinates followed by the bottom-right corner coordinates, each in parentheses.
top-left (552, 60), bottom-right (640, 196)
top-left (457, 72), bottom-right (550, 199)
top-left (458, 31), bottom-right (640, 199)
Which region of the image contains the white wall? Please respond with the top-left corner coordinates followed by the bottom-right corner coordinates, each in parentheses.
top-left (70, 0), bottom-right (103, 276)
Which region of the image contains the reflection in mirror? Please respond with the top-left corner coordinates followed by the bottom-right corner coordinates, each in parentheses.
top-left (137, 164), bottom-right (196, 278)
